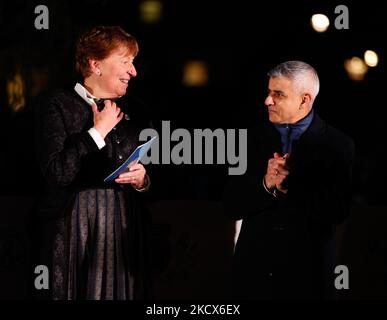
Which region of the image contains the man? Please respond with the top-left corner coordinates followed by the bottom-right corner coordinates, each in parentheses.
top-left (223, 61), bottom-right (355, 299)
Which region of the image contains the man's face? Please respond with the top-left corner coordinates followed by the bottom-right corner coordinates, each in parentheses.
top-left (264, 76), bottom-right (303, 124)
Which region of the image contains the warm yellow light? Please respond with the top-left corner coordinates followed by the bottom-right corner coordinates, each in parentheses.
top-left (183, 61), bottom-right (209, 87)
top-left (6, 72), bottom-right (25, 112)
top-left (364, 50), bottom-right (379, 67)
top-left (311, 14), bottom-right (330, 32)
top-left (344, 57), bottom-right (368, 81)
top-left (139, 0), bottom-right (162, 24)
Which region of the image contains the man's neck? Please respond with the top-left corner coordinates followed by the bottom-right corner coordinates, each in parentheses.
top-left (287, 108), bottom-right (313, 125)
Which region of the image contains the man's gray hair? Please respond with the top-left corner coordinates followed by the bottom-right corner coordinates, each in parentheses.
top-left (268, 60), bottom-right (320, 103)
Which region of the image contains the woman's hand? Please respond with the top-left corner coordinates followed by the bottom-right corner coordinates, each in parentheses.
top-left (115, 163), bottom-right (147, 189)
top-left (92, 100), bottom-right (124, 138)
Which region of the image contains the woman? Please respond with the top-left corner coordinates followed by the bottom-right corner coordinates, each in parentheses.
top-left (34, 26), bottom-right (152, 300)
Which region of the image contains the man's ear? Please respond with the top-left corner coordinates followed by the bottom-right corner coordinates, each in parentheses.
top-left (299, 93), bottom-right (311, 109)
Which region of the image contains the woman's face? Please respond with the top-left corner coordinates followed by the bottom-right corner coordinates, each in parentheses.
top-left (96, 47), bottom-right (137, 97)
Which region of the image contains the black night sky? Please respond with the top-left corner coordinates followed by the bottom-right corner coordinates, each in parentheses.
top-left (0, 0), bottom-right (385, 203)
top-left (0, 0), bottom-right (386, 300)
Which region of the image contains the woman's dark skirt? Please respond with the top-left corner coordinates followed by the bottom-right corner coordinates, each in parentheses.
top-left (49, 188), bottom-right (151, 300)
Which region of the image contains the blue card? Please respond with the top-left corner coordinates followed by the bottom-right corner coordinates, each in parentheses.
top-left (104, 136), bottom-right (157, 183)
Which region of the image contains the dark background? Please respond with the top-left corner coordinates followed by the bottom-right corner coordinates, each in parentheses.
top-left (0, 0), bottom-right (386, 300)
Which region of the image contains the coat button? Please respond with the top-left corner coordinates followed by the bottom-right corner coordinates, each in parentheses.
top-left (116, 140), bottom-right (120, 144)
top-left (113, 127), bottom-right (117, 131)
top-left (118, 155), bottom-right (123, 160)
